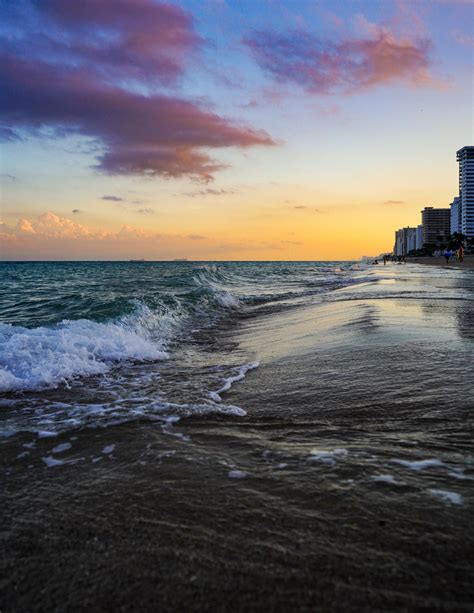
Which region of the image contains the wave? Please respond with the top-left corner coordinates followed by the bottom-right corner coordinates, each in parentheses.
top-left (0, 314), bottom-right (167, 393)
top-left (0, 272), bottom-right (244, 393)
top-left (0, 262), bottom-right (354, 394)
top-left (209, 361), bottom-right (259, 402)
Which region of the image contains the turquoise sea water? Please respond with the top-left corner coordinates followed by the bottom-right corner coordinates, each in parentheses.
top-left (0, 261), bottom-right (356, 431)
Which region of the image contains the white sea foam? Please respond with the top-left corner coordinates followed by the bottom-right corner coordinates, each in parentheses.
top-left (210, 361), bottom-right (259, 402)
top-left (214, 291), bottom-right (240, 309)
top-left (37, 430), bottom-right (58, 439)
top-left (228, 470), bottom-right (248, 479)
top-left (52, 442), bottom-right (72, 454)
top-left (448, 469), bottom-right (473, 481)
top-left (42, 456), bottom-right (66, 467)
top-left (0, 317), bottom-right (167, 393)
top-left (308, 448), bottom-right (348, 465)
top-left (167, 402), bottom-right (247, 418)
top-left (87, 399), bottom-right (248, 426)
top-left (428, 489), bottom-right (463, 506)
top-left (391, 458), bottom-right (444, 471)
top-left (372, 474), bottom-right (398, 484)
top-left (102, 444), bottom-right (116, 455)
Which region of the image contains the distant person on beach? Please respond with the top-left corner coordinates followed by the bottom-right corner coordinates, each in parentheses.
top-left (457, 245), bottom-right (464, 263)
top-left (444, 249), bottom-right (452, 264)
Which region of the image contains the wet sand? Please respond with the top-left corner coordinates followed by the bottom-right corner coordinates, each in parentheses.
top-left (1, 264), bottom-right (474, 612)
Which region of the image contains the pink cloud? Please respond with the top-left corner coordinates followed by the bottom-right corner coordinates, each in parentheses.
top-left (2, 212), bottom-right (207, 244)
top-left (16, 219), bottom-right (37, 235)
top-left (0, 1), bottom-right (275, 182)
top-left (243, 23), bottom-right (438, 94)
top-left (0, 213), bottom-right (312, 260)
top-left (31, 212), bottom-right (97, 240)
top-left (2, 212), bottom-right (157, 242)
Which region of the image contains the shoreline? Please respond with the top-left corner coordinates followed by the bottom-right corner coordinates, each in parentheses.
top-left (406, 254), bottom-right (474, 269)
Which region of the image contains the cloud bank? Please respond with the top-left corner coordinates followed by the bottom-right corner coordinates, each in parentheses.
top-left (0, 212), bottom-right (304, 260)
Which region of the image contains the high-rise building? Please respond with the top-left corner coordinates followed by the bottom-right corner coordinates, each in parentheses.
top-left (393, 227), bottom-right (417, 256)
top-left (450, 197), bottom-right (461, 234)
top-left (421, 207), bottom-right (450, 245)
top-left (394, 230), bottom-right (402, 256)
top-left (456, 146), bottom-right (474, 237)
top-left (415, 224), bottom-right (423, 250)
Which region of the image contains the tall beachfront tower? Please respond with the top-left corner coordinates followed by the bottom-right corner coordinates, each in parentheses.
top-left (450, 197), bottom-right (461, 234)
top-left (421, 207), bottom-right (450, 245)
top-left (456, 146), bottom-right (474, 237)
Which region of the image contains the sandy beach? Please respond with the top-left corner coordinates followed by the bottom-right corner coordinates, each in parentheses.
top-left (1, 262), bottom-right (473, 611)
top-left (407, 254), bottom-right (474, 269)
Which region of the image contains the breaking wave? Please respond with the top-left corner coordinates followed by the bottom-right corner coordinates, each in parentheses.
top-left (0, 266), bottom-right (246, 393)
top-left (0, 261), bottom-right (355, 394)
top-left (0, 316), bottom-right (167, 393)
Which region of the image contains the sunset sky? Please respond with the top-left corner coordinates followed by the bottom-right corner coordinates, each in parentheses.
top-left (1, 0), bottom-right (473, 260)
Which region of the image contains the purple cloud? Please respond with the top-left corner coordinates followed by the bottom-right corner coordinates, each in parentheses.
top-left (184, 188), bottom-right (235, 198)
top-left (0, 1), bottom-right (275, 182)
top-left (243, 26), bottom-right (436, 94)
top-left (101, 195), bottom-right (124, 202)
top-left (4, 0), bottom-right (202, 86)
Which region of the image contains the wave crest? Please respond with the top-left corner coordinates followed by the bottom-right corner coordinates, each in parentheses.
top-left (0, 318), bottom-right (167, 393)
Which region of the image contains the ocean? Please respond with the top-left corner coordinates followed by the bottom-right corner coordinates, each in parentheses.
top-left (1, 261), bottom-right (473, 610)
top-left (0, 261), bottom-right (356, 429)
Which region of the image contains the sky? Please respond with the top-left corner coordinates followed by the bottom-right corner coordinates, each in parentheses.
top-left (0, 0), bottom-right (473, 261)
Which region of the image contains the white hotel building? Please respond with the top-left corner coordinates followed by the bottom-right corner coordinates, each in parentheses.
top-left (456, 146), bottom-right (474, 237)
top-left (450, 197), bottom-right (461, 234)
top-left (394, 227), bottom-right (417, 256)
